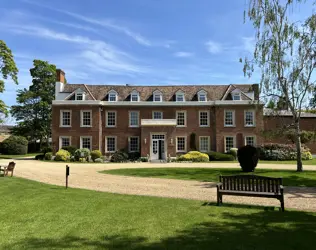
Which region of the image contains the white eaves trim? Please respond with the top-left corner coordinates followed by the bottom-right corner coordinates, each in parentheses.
top-left (141, 119), bottom-right (177, 126)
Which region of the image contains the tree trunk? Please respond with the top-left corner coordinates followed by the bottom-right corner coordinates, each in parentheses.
top-left (295, 121), bottom-right (303, 172)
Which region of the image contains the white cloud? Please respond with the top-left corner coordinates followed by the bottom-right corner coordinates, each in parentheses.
top-left (205, 40), bottom-right (222, 54)
top-left (173, 52), bottom-right (194, 58)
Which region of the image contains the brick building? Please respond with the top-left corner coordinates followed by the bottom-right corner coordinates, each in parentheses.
top-left (52, 69), bottom-right (267, 160)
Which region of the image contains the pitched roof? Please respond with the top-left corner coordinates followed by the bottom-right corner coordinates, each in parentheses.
top-left (62, 84), bottom-right (258, 101)
top-left (264, 109), bottom-right (316, 118)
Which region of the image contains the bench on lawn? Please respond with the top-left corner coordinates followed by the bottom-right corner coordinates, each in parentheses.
top-left (216, 175), bottom-right (284, 212)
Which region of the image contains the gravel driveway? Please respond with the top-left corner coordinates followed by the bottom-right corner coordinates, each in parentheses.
top-left (2, 159), bottom-right (316, 212)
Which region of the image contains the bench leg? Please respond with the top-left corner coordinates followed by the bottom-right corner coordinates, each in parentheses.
top-left (280, 197), bottom-right (285, 212)
top-left (217, 194), bottom-right (223, 206)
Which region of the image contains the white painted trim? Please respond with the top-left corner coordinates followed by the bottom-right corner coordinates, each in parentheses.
top-left (224, 136), bottom-right (236, 153)
top-left (153, 90), bottom-right (163, 102)
top-left (75, 92), bottom-right (85, 101)
top-left (141, 119), bottom-right (177, 126)
top-left (199, 110), bottom-right (210, 127)
top-left (176, 110), bottom-right (187, 127)
top-left (224, 109), bottom-right (235, 127)
top-left (150, 132), bottom-right (167, 161)
top-left (152, 110), bottom-right (163, 119)
top-left (80, 136), bottom-right (92, 150)
top-left (106, 110), bottom-right (117, 128)
top-left (59, 110), bottom-right (72, 127)
top-left (232, 92), bottom-right (241, 100)
top-left (244, 135), bottom-right (257, 146)
top-left (128, 136), bottom-right (140, 153)
top-left (244, 109), bottom-right (256, 127)
top-left (130, 90), bottom-right (140, 102)
top-left (59, 136), bottom-right (71, 150)
top-left (176, 91), bottom-right (185, 102)
top-left (198, 90), bottom-right (207, 102)
top-left (105, 136), bottom-right (117, 153)
top-left (199, 136), bottom-right (210, 152)
top-left (176, 136), bottom-right (187, 153)
top-left (129, 110), bottom-right (140, 127)
top-left (80, 110), bottom-right (92, 127)
top-left (108, 90), bottom-right (118, 102)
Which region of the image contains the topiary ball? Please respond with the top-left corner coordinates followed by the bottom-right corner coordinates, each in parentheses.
top-left (237, 145), bottom-right (259, 172)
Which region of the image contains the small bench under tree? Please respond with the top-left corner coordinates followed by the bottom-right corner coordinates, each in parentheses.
top-left (217, 175), bottom-right (285, 211)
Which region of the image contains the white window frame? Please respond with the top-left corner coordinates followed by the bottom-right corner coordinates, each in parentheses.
top-left (232, 93), bottom-right (241, 100)
top-left (244, 110), bottom-right (256, 127)
top-left (224, 110), bottom-right (235, 127)
top-left (199, 136), bottom-right (210, 152)
top-left (60, 110), bottom-right (72, 127)
top-left (80, 136), bottom-right (92, 150)
top-left (128, 136), bottom-right (140, 153)
top-left (80, 110), bottom-right (92, 127)
top-left (130, 90), bottom-right (140, 102)
top-left (245, 135), bottom-right (256, 146)
top-left (105, 136), bottom-right (117, 153)
top-left (224, 136), bottom-right (236, 153)
top-left (129, 111), bottom-right (139, 127)
top-left (108, 90), bottom-right (118, 102)
top-left (176, 111), bottom-right (187, 127)
top-left (176, 136), bottom-right (187, 153)
top-left (75, 92), bottom-right (85, 101)
top-left (176, 91), bottom-right (185, 102)
top-left (198, 90), bottom-right (207, 102)
top-left (59, 136), bottom-right (71, 149)
top-left (106, 111), bottom-right (117, 127)
top-left (153, 90), bottom-right (162, 102)
top-left (152, 111), bottom-right (163, 119)
top-left (199, 110), bottom-right (210, 127)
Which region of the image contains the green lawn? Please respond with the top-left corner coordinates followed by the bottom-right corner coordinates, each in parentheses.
top-left (102, 168), bottom-right (316, 187)
top-left (0, 153), bottom-right (38, 159)
top-left (1, 178), bottom-right (316, 250)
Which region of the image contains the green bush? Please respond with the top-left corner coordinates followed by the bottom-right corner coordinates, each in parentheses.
top-left (285, 129), bottom-right (316, 144)
top-left (91, 150), bottom-right (102, 162)
top-left (302, 151), bottom-right (313, 160)
top-left (110, 151), bottom-right (129, 162)
top-left (74, 148), bottom-right (90, 161)
top-left (178, 151), bottom-right (209, 162)
top-left (207, 151), bottom-right (235, 161)
top-left (35, 154), bottom-right (44, 160)
top-left (0, 136), bottom-right (28, 155)
top-left (44, 152), bottom-right (53, 160)
top-left (128, 152), bottom-right (141, 161)
top-left (54, 149), bottom-right (71, 162)
top-left (139, 157), bottom-right (148, 162)
top-left (79, 157), bottom-right (86, 163)
top-left (62, 146), bottom-right (77, 156)
top-left (238, 145), bottom-right (259, 172)
top-left (229, 148), bottom-right (238, 160)
top-left (94, 158), bottom-right (103, 163)
top-left (41, 146), bottom-right (52, 155)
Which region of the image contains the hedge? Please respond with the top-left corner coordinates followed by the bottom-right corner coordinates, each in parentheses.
top-left (207, 151), bottom-right (235, 161)
top-left (0, 136), bottom-right (28, 155)
top-left (178, 151), bottom-right (209, 162)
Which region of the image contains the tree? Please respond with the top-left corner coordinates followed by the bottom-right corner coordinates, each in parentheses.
top-left (243, 0), bottom-right (316, 171)
top-left (11, 60), bottom-right (56, 147)
top-left (266, 99), bottom-right (275, 109)
top-left (0, 40), bottom-right (18, 122)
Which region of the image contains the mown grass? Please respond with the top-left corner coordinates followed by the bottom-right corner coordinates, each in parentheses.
top-left (102, 168), bottom-right (316, 187)
top-left (1, 177), bottom-right (316, 250)
top-left (0, 153), bottom-right (38, 159)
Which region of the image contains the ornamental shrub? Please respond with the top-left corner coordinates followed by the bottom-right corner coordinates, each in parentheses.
top-left (44, 152), bottom-right (53, 160)
top-left (110, 151), bottom-right (129, 162)
top-left (302, 151), bottom-right (313, 160)
top-left (178, 151), bottom-right (209, 162)
top-left (237, 145), bottom-right (259, 172)
top-left (128, 152), bottom-right (141, 162)
top-left (91, 150), bottom-right (102, 162)
top-left (94, 158), bottom-right (103, 163)
top-left (62, 146), bottom-right (77, 156)
top-left (229, 148), bottom-right (238, 160)
top-left (207, 151), bottom-right (235, 161)
top-left (0, 136), bottom-right (28, 155)
top-left (54, 149), bottom-right (71, 162)
top-left (139, 157), bottom-right (148, 162)
top-left (74, 148), bottom-right (90, 161)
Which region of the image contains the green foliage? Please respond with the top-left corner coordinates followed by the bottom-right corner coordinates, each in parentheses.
top-left (0, 40), bottom-right (19, 122)
top-left (79, 158), bottom-right (86, 163)
top-left (266, 100), bottom-right (275, 109)
top-left (91, 150), bottom-right (102, 162)
top-left (61, 146), bottom-right (77, 156)
top-left (0, 135), bottom-right (28, 155)
top-left (94, 158), bottom-right (103, 163)
top-left (237, 146), bottom-right (259, 172)
top-left (54, 149), bottom-right (71, 162)
top-left (285, 129), bottom-right (316, 144)
top-left (139, 157), bottom-right (148, 162)
top-left (207, 151), bottom-right (235, 161)
top-left (110, 151), bottom-right (129, 163)
top-left (302, 151), bottom-right (313, 161)
top-left (44, 152), bottom-right (53, 160)
top-left (74, 148), bottom-right (90, 161)
top-left (229, 148), bottom-right (238, 160)
top-left (178, 151), bottom-right (209, 162)
top-left (10, 60), bottom-right (56, 145)
top-left (128, 152), bottom-right (141, 161)
top-left (190, 133), bottom-right (197, 150)
top-left (35, 154), bottom-right (44, 160)
top-left (41, 146), bottom-right (52, 155)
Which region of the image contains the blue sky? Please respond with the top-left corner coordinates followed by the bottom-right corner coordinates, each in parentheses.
top-left (0, 0), bottom-right (314, 113)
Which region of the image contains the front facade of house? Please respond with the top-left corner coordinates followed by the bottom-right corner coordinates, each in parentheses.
top-left (52, 69), bottom-right (264, 160)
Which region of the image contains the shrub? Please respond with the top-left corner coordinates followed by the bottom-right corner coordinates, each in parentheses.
top-left (94, 158), bottom-right (103, 163)
top-left (285, 129), bottom-right (316, 144)
top-left (110, 151), bottom-right (129, 162)
top-left (44, 152), bottom-right (53, 160)
top-left (0, 136), bottom-right (28, 155)
top-left (229, 148), bottom-right (238, 160)
top-left (139, 157), bottom-right (148, 162)
top-left (54, 149), bottom-right (71, 162)
top-left (74, 148), bottom-right (90, 161)
top-left (238, 145), bottom-right (259, 172)
top-left (35, 154), bottom-right (44, 160)
top-left (91, 150), bottom-right (102, 162)
top-left (79, 157), bottom-right (86, 163)
top-left (302, 151), bottom-right (313, 160)
top-left (62, 146), bottom-right (77, 156)
top-left (41, 146), bottom-right (52, 155)
top-left (178, 151), bottom-right (209, 162)
top-left (207, 151), bottom-right (235, 161)
top-left (128, 152), bottom-right (141, 162)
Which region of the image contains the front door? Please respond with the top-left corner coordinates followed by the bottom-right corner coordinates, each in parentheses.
top-left (151, 135), bottom-right (165, 160)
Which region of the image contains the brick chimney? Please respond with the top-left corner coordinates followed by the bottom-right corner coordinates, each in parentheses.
top-left (56, 69), bottom-right (65, 83)
top-left (55, 69), bottom-right (66, 100)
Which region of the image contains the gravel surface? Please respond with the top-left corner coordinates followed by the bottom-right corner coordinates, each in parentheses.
top-left (2, 159), bottom-right (316, 212)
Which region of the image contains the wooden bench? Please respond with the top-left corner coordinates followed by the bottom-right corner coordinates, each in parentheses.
top-left (217, 175), bottom-right (284, 211)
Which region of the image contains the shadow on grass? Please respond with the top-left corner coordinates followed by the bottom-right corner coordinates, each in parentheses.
top-left (4, 210), bottom-right (316, 250)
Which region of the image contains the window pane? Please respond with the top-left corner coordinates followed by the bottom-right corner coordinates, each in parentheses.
top-left (61, 137), bottom-right (70, 147)
top-left (153, 112), bottom-right (163, 119)
top-left (107, 112), bottom-right (116, 126)
top-left (225, 137), bottom-right (234, 152)
top-left (225, 111), bottom-right (234, 126)
top-left (176, 94), bottom-right (184, 102)
top-left (109, 94), bottom-right (116, 101)
top-left (131, 94), bottom-right (138, 102)
top-left (76, 93), bottom-right (83, 100)
top-left (200, 111), bottom-right (208, 126)
top-left (177, 112), bottom-right (185, 126)
top-left (233, 94), bottom-right (241, 100)
top-left (246, 137), bottom-right (255, 146)
top-left (154, 94), bottom-right (161, 102)
top-left (200, 137), bottom-right (209, 152)
top-left (130, 111), bottom-right (139, 126)
top-left (82, 111), bottom-right (91, 126)
top-left (62, 111), bottom-right (71, 126)
top-left (199, 94), bottom-right (206, 101)
top-left (245, 111), bottom-right (254, 126)
top-left (177, 137), bottom-right (186, 152)
top-left (82, 137), bottom-right (91, 149)
top-left (107, 137), bottom-right (116, 152)
top-left (129, 137), bottom-right (139, 152)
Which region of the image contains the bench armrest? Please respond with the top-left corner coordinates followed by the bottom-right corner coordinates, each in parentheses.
top-left (216, 183), bottom-right (222, 187)
top-left (280, 185), bottom-right (284, 190)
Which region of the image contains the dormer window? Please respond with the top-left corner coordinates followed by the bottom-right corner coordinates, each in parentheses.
top-left (75, 93), bottom-right (84, 100)
top-left (198, 90), bottom-right (207, 102)
top-left (153, 90), bottom-right (162, 102)
top-left (176, 91), bottom-right (185, 102)
top-left (108, 90), bottom-right (118, 102)
top-left (232, 93), bottom-right (241, 100)
top-left (130, 90), bottom-right (139, 102)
